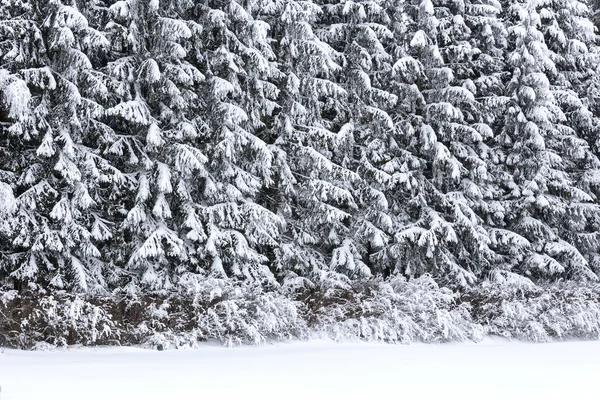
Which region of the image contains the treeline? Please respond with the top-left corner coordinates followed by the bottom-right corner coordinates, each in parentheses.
top-left (1, 0), bottom-right (600, 348)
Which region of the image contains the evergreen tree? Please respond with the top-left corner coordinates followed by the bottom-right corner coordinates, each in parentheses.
top-left (0, 1), bottom-right (111, 292)
top-left (493, 0), bottom-right (598, 281)
top-left (384, 0), bottom-right (495, 285)
top-left (538, 0), bottom-right (600, 276)
top-left (264, 0), bottom-right (366, 289)
top-left (185, 0), bottom-right (284, 285)
top-left (100, 0), bottom-right (208, 292)
top-left (318, 0), bottom-right (402, 279)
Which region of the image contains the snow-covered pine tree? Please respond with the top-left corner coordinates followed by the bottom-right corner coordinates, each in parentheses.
top-left (181, 0), bottom-right (284, 286)
top-left (317, 0), bottom-right (400, 279)
top-left (263, 0), bottom-right (372, 291)
top-left (492, 0), bottom-right (598, 281)
top-left (456, 0), bottom-right (520, 279)
top-left (536, 0), bottom-right (600, 276)
top-left (100, 0), bottom-right (213, 293)
top-left (0, 2), bottom-right (40, 290)
top-left (0, 170), bottom-right (18, 289)
top-left (0, 1), bottom-right (111, 293)
top-left (383, 0), bottom-right (495, 285)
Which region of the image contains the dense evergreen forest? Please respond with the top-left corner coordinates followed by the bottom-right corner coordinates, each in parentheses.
top-left (1, 0), bottom-right (600, 348)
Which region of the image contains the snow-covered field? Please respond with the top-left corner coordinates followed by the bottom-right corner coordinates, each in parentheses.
top-left (1, 339), bottom-right (599, 400)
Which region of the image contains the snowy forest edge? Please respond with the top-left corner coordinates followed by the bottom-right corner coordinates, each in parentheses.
top-left (2, 278), bottom-right (600, 349)
top-left (3, 0), bottom-right (600, 349)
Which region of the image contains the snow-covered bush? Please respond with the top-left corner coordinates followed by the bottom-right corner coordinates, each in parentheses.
top-left (304, 274), bottom-right (484, 343)
top-left (3, 277), bottom-right (600, 349)
top-left (114, 276), bottom-right (307, 349)
top-left (0, 290), bottom-right (117, 349)
top-left (464, 277), bottom-right (600, 341)
top-left (194, 281), bottom-right (307, 346)
top-left (0, 281), bottom-right (306, 349)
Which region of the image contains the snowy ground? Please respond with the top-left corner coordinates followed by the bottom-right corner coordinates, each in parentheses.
top-left (1, 339), bottom-right (599, 400)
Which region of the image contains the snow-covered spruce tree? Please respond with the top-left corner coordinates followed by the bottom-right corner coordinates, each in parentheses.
top-left (455, 0), bottom-right (509, 128)
top-left (455, 0), bottom-right (522, 281)
top-left (587, 0), bottom-right (600, 126)
top-left (535, 0), bottom-right (600, 275)
top-left (317, 0), bottom-right (403, 279)
top-left (261, 0), bottom-right (376, 292)
top-left (538, 0), bottom-right (599, 96)
top-left (109, 0), bottom-right (307, 343)
top-left (0, 1), bottom-right (112, 293)
top-left (100, 0), bottom-right (211, 293)
top-left (0, 179), bottom-right (17, 287)
top-left (534, 0), bottom-right (599, 150)
top-left (491, 0), bottom-right (598, 281)
top-left (0, 67), bottom-right (28, 289)
top-left (101, 0), bottom-right (287, 292)
top-left (593, 0), bottom-right (600, 25)
top-left (187, 0), bottom-right (286, 286)
top-left (458, 0), bottom-right (529, 280)
top-left (381, 0), bottom-right (496, 285)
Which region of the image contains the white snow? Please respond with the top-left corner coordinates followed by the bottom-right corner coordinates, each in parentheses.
top-left (0, 339), bottom-right (599, 400)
